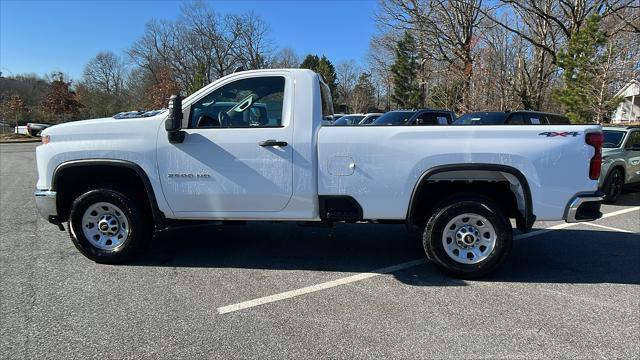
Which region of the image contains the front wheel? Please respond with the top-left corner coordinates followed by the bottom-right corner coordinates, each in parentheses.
top-left (423, 198), bottom-right (512, 279)
top-left (68, 189), bottom-right (150, 263)
top-left (602, 168), bottom-right (624, 204)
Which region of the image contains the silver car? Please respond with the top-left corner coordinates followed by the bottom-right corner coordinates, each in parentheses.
top-left (599, 126), bottom-right (640, 203)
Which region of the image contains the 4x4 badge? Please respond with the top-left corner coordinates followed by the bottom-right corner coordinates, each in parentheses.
top-left (538, 131), bottom-right (579, 137)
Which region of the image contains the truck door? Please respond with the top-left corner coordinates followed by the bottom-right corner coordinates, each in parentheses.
top-left (157, 75), bottom-right (294, 213)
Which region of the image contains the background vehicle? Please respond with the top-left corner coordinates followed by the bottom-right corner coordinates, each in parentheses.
top-left (35, 69), bottom-right (603, 278)
top-left (358, 113), bottom-right (383, 125)
top-left (599, 126), bottom-right (640, 203)
top-left (333, 114), bottom-right (365, 126)
top-left (454, 111), bottom-right (570, 125)
top-left (372, 109), bottom-right (455, 125)
top-left (26, 122), bottom-right (54, 136)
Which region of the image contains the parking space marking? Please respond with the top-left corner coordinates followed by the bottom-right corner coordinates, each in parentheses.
top-left (217, 206), bottom-right (640, 315)
top-left (217, 259), bottom-right (427, 314)
top-left (582, 222), bottom-right (636, 233)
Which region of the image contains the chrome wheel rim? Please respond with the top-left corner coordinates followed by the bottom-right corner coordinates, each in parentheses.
top-left (81, 202), bottom-right (130, 250)
top-left (442, 213), bottom-right (497, 264)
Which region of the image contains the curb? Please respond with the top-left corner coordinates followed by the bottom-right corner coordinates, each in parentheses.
top-left (0, 139), bottom-right (42, 144)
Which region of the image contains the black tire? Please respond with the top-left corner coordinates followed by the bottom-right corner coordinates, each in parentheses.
top-left (68, 188), bottom-right (150, 264)
top-left (423, 197), bottom-right (512, 279)
top-left (602, 168), bottom-right (624, 204)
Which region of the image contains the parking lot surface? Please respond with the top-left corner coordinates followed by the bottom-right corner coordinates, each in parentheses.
top-left (1, 142), bottom-right (639, 359)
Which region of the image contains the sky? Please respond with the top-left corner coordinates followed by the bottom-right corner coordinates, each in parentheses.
top-left (0, 0), bottom-right (379, 80)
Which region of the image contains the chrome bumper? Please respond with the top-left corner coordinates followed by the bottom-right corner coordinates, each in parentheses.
top-left (565, 192), bottom-right (604, 223)
top-left (34, 190), bottom-right (59, 224)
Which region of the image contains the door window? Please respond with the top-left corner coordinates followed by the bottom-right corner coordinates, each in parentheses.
top-left (507, 114), bottom-right (525, 124)
top-left (415, 112), bottom-right (451, 125)
top-left (626, 131), bottom-right (640, 149)
top-left (189, 76), bottom-right (285, 128)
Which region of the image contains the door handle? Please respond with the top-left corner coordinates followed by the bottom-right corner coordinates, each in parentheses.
top-left (259, 139), bottom-right (288, 147)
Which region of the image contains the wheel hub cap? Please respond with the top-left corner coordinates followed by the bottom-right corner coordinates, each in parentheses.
top-left (81, 202), bottom-right (130, 251)
top-left (442, 213), bottom-right (497, 264)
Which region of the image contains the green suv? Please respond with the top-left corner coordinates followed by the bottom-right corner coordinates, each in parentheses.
top-left (599, 126), bottom-right (640, 203)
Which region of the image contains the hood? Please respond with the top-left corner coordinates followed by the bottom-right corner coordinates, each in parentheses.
top-left (42, 114), bottom-right (167, 142)
top-left (602, 147), bottom-right (622, 155)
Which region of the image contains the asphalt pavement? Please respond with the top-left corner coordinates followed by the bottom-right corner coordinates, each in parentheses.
top-left (1, 142), bottom-right (639, 359)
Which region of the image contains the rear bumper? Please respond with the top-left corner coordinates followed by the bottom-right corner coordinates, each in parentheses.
top-left (564, 192), bottom-right (604, 223)
top-left (34, 190), bottom-right (59, 225)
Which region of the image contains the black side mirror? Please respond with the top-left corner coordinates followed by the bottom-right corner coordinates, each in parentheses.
top-left (166, 94), bottom-right (185, 143)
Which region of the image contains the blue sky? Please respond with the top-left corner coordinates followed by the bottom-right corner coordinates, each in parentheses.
top-left (1, 0), bottom-right (379, 80)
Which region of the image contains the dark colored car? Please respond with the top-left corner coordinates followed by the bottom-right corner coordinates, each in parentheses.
top-left (371, 109), bottom-right (456, 126)
top-left (453, 111), bottom-right (570, 125)
top-left (26, 122), bottom-right (54, 136)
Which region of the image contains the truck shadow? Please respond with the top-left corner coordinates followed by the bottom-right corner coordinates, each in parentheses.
top-left (132, 222), bottom-right (640, 286)
top-left (610, 188), bottom-right (640, 206)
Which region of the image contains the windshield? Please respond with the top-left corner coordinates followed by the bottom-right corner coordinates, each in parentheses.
top-left (453, 112), bottom-right (505, 125)
top-left (334, 115), bottom-right (364, 126)
top-left (603, 130), bottom-right (626, 148)
top-left (360, 115), bottom-right (381, 124)
top-left (372, 111), bottom-right (414, 125)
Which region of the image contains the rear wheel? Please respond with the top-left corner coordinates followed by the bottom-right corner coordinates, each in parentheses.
top-left (68, 189), bottom-right (150, 263)
top-left (423, 197), bottom-right (512, 279)
top-left (602, 168), bottom-right (624, 204)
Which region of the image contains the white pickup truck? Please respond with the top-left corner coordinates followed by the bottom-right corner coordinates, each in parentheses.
top-left (34, 69), bottom-right (605, 278)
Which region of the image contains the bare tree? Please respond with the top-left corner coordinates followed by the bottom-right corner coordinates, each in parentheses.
top-left (367, 32), bottom-right (398, 110)
top-left (336, 60), bottom-right (361, 111)
top-left (81, 52), bottom-right (127, 96)
top-left (483, 0), bottom-right (637, 64)
top-left (377, 0), bottom-right (484, 111)
top-left (271, 48), bottom-right (300, 68)
top-left (231, 12), bottom-right (273, 70)
top-left (78, 51), bottom-right (130, 117)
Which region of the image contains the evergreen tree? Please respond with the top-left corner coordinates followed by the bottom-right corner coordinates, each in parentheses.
top-left (189, 63), bottom-right (207, 95)
top-left (300, 54), bottom-right (338, 102)
top-left (352, 72), bottom-right (376, 112)
top-left (391, 31), bottom-right (423, 108)
top-left (300, 55), bottom-right (320, 70)
top-left (552, 15), bottom-right (608, 123)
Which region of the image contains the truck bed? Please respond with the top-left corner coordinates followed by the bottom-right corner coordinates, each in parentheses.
top-left (317, 125), bottom-right (601, 221)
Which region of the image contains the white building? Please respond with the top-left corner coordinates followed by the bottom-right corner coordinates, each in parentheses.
top-left (611, 79), bottom-right (640, 123)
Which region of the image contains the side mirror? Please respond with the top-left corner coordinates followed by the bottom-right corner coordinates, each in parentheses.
top-left (166, 94), bottom-right (185, 143)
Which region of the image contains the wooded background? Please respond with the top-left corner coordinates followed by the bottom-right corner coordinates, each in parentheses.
top-left (1, 0), bottom-right (638, 125)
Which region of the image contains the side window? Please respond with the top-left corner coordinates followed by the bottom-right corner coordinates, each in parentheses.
top-left (415, 112), bottom-right (451, 125)
top-left (507, 114), bottom-right (525, 125)
top-left (527, 115), bottom-right (542, 125)
top-left (189, 76), bottom-right (285, 128)
top-left (626, 131), bottom-right (640, 149)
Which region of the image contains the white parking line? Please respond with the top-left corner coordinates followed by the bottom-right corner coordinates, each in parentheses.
top-left (582, 222), bottom-right (635, 233)
top-left (217, 259), bottom-right (427, 314)
top-left (217, 206), bottom-right (640, 315)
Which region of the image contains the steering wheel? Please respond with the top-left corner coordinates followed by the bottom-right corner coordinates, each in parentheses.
top-left (218, 111), bottom-right (232, 127)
